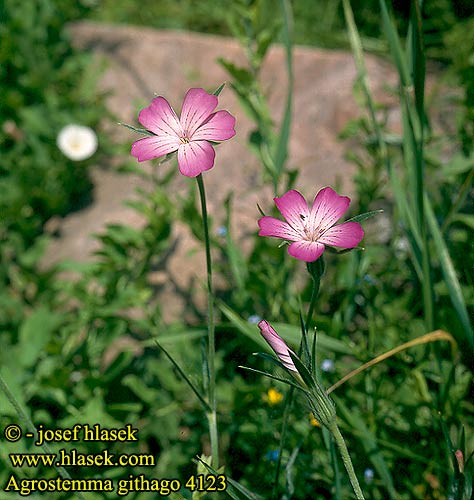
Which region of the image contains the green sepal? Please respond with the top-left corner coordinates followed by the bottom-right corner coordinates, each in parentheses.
top-left (346, 209), bottom-right (384, 223)
top-left (289, 351), bottom-right (316, 390)
top-left (213, 83), bottom-right (226, 96)
top-left (254, 351), bottom-right (287, 371)
top-left (118, 122), bottom-right (155, 137)
top-left (325, 246), bottom-right (365, 255)
top-left (256, 203), bottom-right (266, 217)
top-left (239, 365), bottom-right (307, 392)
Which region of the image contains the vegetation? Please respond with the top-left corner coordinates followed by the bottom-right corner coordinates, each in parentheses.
top-left (1, 1), bottom-right (473, 499)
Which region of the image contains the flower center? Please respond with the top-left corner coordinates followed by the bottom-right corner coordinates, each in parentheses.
top-left (180, 136), bottom-right (190, 144)
top-left (300, 216), bottom-right (324, 242)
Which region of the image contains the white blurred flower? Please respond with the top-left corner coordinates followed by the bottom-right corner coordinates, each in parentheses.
top-left (321, 359), bottom-right (335, 373)
top-left (394, 236), bottom-right (410, 258)
top-left (57, 124), bottom-right (98, 161)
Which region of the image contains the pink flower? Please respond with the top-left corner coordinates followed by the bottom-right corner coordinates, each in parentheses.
top-left (258, 187), bottom-right (364, 262)
top-left (258, 320), bottom-right (298, 372)
top-left (131, 88), bottom-right (236, 177)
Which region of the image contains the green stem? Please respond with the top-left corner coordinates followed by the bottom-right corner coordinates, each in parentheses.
top-left (329, 421), bottom-right (366, 500)
top-left (196, 174), bottom-right (218, 466)
top-left (0, 371), bottom-right (86, 500)
top-left (306, 256), bottom-right (324, 331)
top-left (306, 277), bottom-right (319, 333)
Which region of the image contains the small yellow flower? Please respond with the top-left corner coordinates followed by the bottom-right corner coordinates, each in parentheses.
top-left (266, 388), bottom-right (284, 405)
top-left (309, 413), bottom-right (320, 427)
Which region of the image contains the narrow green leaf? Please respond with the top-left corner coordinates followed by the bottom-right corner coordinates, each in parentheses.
top-left (273, 0), bottom-right (294, 183)
top-left (224, 194), bottom-right (248, 292)
top-left (425, 197), bottom-right (474, 352)
top-left (273, 322), bottom-right (353, 355)
top-left (289, 351), bottom-right (316, 390)
top-left (213, 82), bottom-right (226, 96)
top-left (219, 302), bottom-right (353, 355)
top-left (450, 214), bottom-right (474, 230)
top-left (239, 365), bottom-right (305, 392)
top-left (153, 340), bottom-right (211, 413)
top-left (336, 396), bottom-right (397, 499)
top-left (256, 203), bottom-right (266, 217)
top-left (379, 0), bottom-right (410, 87)
top-left (407, 0), bottom-right (426, 125)
top-left (18, 306), bottom-right (62, 368)
top-left (142, 329), bottom-right (206, 345)
top-left (299, 310), bottom-right (311, 366)
top-left (254, 351), bottom-right (287, 370)
top-left (119, 122), bottom-right (154, 136)
top-left (194, 458), bottom-right (264, 500)
top-left (346, 209), bottom-right (384, 223)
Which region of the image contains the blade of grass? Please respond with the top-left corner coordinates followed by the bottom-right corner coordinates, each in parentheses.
top-left (153, 340), bottom-right (211, 413)
top-left (238, 365), bottom-right (307, 392)
top-left (335, 397), bottom-right (397, 499)
top-left (272, 0), bottom-right (293, 188)
top-left (378, 0), bottom-right (410, 86)
top-left (194, 456), bottom-right (264, 500)
top-left (342, 0), bottom-right (423, 266)
top-left (219, 302), bottom-right (353, 355)
top-left (424, 199), bottom-right (474, 354)
top-left (327, 329), bottom-right (455, 394)
top-left (0, 371), bottom-right (87, 500)
top-left (407, 0), bottom-right (434, 330)
top-left (380, 0), bottom-right (434, 329)
top-left (224, 194), bottom-right (248, 293)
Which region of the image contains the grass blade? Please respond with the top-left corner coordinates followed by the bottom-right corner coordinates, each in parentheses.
top-left (336, 397), bottom-right (397, 499)
top-left (153, 339), bottom-right (211, 413)
top-left (194, 457), bottom-right (264, 500)
top-left (273, 0), bottom-right (294, 185)
top-left (425, 197), bottom-right (474, 354)
top-left (219, 302), bottom-right (353, 355)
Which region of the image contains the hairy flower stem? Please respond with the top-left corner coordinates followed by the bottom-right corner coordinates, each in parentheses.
top-left (0, 372), bottom-right (86, 500)
top-left (329, 421), bottom-right (366, 500)
top-left (196, 174), bottom-right (218, 466)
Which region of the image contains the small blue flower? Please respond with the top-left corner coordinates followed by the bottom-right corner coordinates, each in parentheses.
top-left (363, 274), bottom-right (376, 285)
top-left (216, 226), bottom-right (227, 237)
top-left (364, 468), bottom-right (374, 484)
top-left (247, 314), bottom-right (261, 325)
top-left (265, 450), bottom-right (280, 462)
top-left (321, 359), bottom-right (335, 373)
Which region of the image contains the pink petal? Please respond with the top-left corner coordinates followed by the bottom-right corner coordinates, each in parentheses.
top-left (288, 240), bottom-right (325, 262)
top-left (258, 320), bottom-right (298, 372)
top-left (177, 140), bottom-right (215, 177)
top-left (138, 97), bottom-right (183, 138)
top-left (258, 216), bottom-right (300, 241)
top-left (191, 110), bottom-right (236, 141)
top-left (318, 221), bottom-right (364, 248)
top-left (180, 88), bottom-right (218, 138)
top-left (274, 190), bottom-right (309, 234)
top-left (131, 135), bottom-right (180, 162)
top-left (309, 187), bottom-right (350, 233)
